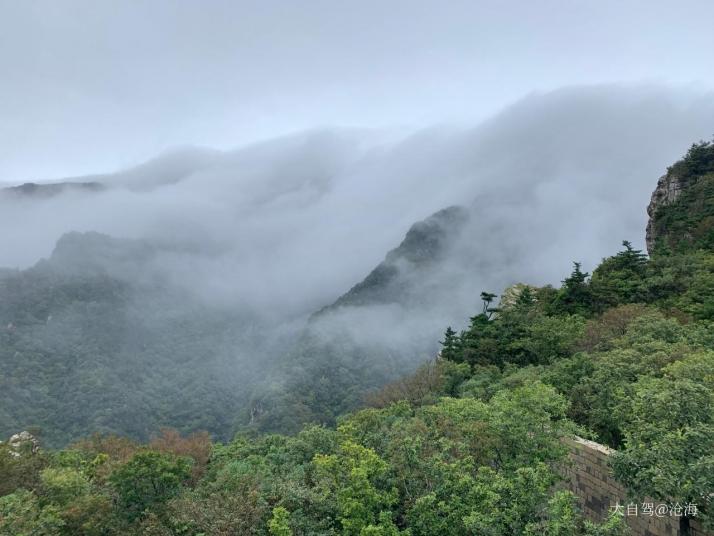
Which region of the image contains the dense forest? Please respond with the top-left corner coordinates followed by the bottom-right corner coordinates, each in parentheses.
top-left (1, 142), bottom-right (713, 534)
top-left (0, 232), bottom-right (265, 446)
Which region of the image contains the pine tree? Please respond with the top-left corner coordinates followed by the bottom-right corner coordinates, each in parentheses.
top-left (439, 326), bottom-right (462, 362)
top-left (480, 291), bottom-right (499, 319)
top-left (589, 240), bottom-right (649, 309)
top-left (555, 262), bottom-right (594, 315)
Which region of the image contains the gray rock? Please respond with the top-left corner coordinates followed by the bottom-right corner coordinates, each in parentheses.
top-left (5, 431), bottom-right (40, 457)
top-left (645, 170), bottom-right (687, 254)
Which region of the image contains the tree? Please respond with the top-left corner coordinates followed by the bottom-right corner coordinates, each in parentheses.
top-left (365, 359), bottom-right (469, 408)
top-left (439, 326), bottom-right (462, 362)
top-left (313, 441), bottom-right (399, 536)
top-left (0, 441), bottom-right (47, 497)
top-left (481, 291), bottom-right (499, 319)
top-left (512, 314), bottom-right (586, 365)
top-left (611, 353), bottom-right (714, 534)
top-left (0, 490), bottom-right (65, 536)
top-left (268, 506), bottom-right (293, 536)
top-left (515, 285), bottom-right (537, 308)
top-left (590, 241), bottom-right (649, 309)
top-left (148, 428), bottom-right (212, 483)
top-left (555, 262), bottom-right (594, 315)
top-left (669, 139), bottom-right (714, 177)
top-left (109, 451), bottom-right (192, 522)
top-left (525, 492), bottom-right (629, 536)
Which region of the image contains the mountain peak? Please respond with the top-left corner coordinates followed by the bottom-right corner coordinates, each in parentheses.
top-left (316, 206), bottom-right (469, 314)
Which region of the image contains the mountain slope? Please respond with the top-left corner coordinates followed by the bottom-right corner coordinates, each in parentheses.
top-left (248, 206), bottom-right (471, 432)
top-left (3, 143), bottom-right (714, 535)
top-left (318, 206), bottom-right (469, 313)
top-left (0, 233), bottom-right (267, 447)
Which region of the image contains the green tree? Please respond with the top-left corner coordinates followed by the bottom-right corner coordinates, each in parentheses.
top-left (313, 441), bottom-right (399, 536)
top-left (554, 262), bottom-right (594, 316)
top-left (611, 353), bottom-right (714, 533)
top-left (109, 450), bottom-right (191, 522)
top-left (439, 327), bottom-right (461, 362)
top-left (0, 441), bottom-right (47, 497)
top-left (268, 506), bottom-right (293, 536)
top-left (480, 291), bottom-right (499, 318)
top-left (0, 490), bottom-right (65, 536)
top-left (590, 241), bottom-right (649, 309)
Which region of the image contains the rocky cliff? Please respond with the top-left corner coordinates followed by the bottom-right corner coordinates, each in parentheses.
top-left (645, 169), bottom-right (688, 253)
top-left (645, 141), bottom-right (714, 254)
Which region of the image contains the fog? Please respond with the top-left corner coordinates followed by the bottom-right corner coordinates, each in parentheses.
top-left (3, 83), bottom-right (714, 435)
top-left (3, 1), bottom-right (714, 441)
top-left (3, 85), bottom-right (713, 314)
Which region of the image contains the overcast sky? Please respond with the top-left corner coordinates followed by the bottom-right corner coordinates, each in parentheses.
top-left (2, 0), bottom-right (714, 181)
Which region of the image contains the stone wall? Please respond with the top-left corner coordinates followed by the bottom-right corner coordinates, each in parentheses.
top-left (561, 437), bottom-right (711, 536)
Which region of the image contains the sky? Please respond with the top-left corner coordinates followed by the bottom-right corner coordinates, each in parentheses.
top-left (3, 0), bottom-right (714, 440)
top-left (2, 0), bottom-right (714, 181)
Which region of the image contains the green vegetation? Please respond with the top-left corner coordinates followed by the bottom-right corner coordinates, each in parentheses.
top-left (0, 249), bottom-right (261, 447)
top-left (2, 144), bottom-right (714, 533)
top-left (649, 140), bottom-right (714, 253)
top-left (7, 235), bottom-right (713, 534)
top-left (0, 389), bottom-right (628, 535)
top-left (434, 237), bottom-right (714, 530)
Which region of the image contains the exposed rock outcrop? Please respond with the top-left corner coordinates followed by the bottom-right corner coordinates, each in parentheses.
top-left (499, 283), bottom-right (538, 310)
top-left (645, 170), bottom-right (687, 253)
top-left (0, 431), bottom-right (40, 457)
top-left (645, 141), bottom-right (714, 254)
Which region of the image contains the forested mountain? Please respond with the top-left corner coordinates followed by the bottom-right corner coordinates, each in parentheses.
top-left (2, 89), bottom-right (714, 453)
top-left (319, 206), bottom-right (470, 312)
top-left (245, 206), bottom-right (471, 433)
top-left (0, 204), bottom-right (473, 442)
top-left (1, 141), bottom-right (713, 535)
top-left (0, 233), bottom-right (270, 446)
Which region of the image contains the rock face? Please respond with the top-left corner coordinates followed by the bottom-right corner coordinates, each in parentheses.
top-left (499, 283), bottom-right (537, 310)
top-left (645, 142), bottom-right (714, 254)
top-left (1, 431), bottom-right (40, 457)
top-left (645, 170), bottom-right (687, 253)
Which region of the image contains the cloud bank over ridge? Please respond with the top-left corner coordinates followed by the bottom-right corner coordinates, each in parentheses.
top-left (3, 86), bottom-right (713, 323)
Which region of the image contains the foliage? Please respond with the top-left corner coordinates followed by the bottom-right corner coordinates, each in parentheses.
top-left (0, 490), bottom-right (64, 536)
top-left (0, 241), bottom-right (263, 447)
top-left (4, 144), bottom-right (714, 533)
top-left (364, 359), bottom-right (469, 408)
top-left (268, 506), bottom-right (293, 536)
top-left (590, 242), bottom-right (649, 310)
top-left (109, 451), bottom-right (192, 522)
top-left (611, 351), bottom-right (714, 528)
top-left (651, 140), bottom-right (714, 253)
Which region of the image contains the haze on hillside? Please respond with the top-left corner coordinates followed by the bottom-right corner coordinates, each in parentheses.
top-left (2, 87), bottom-right (714, 316)
top-left (2, 1), bottom-right (714, 442)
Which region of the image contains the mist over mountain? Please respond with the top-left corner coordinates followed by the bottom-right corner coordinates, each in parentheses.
top-left (2, 85), bottom-right (714, 443)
